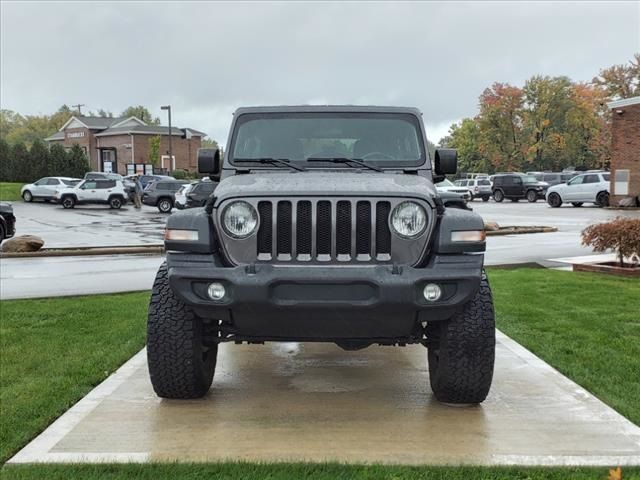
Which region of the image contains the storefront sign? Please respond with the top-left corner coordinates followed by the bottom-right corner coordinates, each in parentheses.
top-left (66, 131), bottom-right (85, 139)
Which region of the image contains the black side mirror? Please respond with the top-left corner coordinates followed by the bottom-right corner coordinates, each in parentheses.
top-left (433, 148), bottom-right (458, 182)
top-left (198, 148), bottom-right (222, 181)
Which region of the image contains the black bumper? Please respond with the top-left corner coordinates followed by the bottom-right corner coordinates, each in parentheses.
top-left (167, 252), bottom-right (484, 342)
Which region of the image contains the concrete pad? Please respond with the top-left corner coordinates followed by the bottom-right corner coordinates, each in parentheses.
top-left (9, 332), bottom-right (640, 466)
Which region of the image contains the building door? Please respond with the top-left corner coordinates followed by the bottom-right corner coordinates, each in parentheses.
top-left (101, 149), bottom-right (117, 174)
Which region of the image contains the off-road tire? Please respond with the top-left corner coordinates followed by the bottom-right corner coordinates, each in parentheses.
top-left (427, 272), bottom-right (495, 404)
top-left (547, 192), bottom-right (562, 208)
top-left (158, 198), bottom-right (173, 213)
top-left (526, 190), bottom-right (537, 203)
top-left (571, 202), bottom-right (583, 208)
top-left (61, 196), bottom-right (75, 209)
top-left (109, 196), bottom-right (123, 209)
top-left (0, 223), bottom-right (5, 243)
top-left (147, 263), bottom-right (218, 399)
top-left (493, 190), bottom-right (504, 202)
top-left (596, 191), bottom-right (609, 207)
top-left (482, 196), bottom-right (490, 202)
top-left (22, 190), bottom-right (33, 203)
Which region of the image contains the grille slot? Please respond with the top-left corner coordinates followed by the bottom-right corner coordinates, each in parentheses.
top-left (276, 201), bottom-right (292, 255)
top-left (376, 201), bottom-right (392, 255)
top-left (253, 198), bottom-right (401, 262)
top-left (257, 201), bottom-right (272, 255)
top-left (316, 201), bottom-right (332, 256)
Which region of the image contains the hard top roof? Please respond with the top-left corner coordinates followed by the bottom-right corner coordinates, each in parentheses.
top-left (233, 105), bottom-right (422, 116)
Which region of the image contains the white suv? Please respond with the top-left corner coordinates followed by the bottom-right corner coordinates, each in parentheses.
top-left (546, 172), bottom-right (610, 208)
top-left (54, 179), bottom-right (128, 209)
top-left (454, 178), bottom-right (492, 202)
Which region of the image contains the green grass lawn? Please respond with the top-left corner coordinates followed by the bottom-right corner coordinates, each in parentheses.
top-left (0, 182), bottom-right (23, 201)
top-left (0, 269), bottom-right (639, 479)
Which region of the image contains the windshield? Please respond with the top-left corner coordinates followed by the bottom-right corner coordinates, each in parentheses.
top-left (230, 112), bottom-right (425, 167)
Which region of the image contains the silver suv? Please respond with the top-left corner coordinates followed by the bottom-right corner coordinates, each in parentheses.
top-left (54, 179), bottom-right (128, 209)
top-left (454, 178), bottom-right (492, 201)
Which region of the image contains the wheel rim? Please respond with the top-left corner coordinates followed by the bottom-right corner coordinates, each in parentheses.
top-left (597, 192), bottom-right (609, 206)
top-left (160, 200), bottom-right (170, 211)
top-left (63, 199), bottom-right (72, 208)
top-left (495, 191), bottom-right (503, 201)
top-left (23, 191), bottom-right (32, 201)
top-left (528, 191), bottom-right (536, 201)
top-left (112, 199), bottom-right (121, 208)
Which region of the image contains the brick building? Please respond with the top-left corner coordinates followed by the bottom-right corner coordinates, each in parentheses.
top-left (607, 96), bottom-right (640, 205)
top-left (45, 115), bottom-right (206, 175)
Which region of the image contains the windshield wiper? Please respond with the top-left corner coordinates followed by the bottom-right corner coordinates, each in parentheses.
top-left (306, 157), bottom-right (383, 172)
top-left (234, 158), bottom-right (306, 172)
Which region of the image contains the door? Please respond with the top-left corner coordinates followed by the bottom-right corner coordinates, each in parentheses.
top-left (77, 180), bottom-right (98, 202)
top-left (43, 178), bottom-right (62, 197)
top-left (506, 176), bottom-right (522, 197)
top-left (101, 149), bottom-right (117, 175)
top-left (580, 174), bottom-right (600, 202)
top-left (31, 178), bottom-right (50, 197)
top-left (564, 175), bottom-right (585, 201)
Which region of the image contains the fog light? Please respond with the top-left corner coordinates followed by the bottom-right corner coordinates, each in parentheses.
top-left (423, 283), bottom-right (442, 302)
top-left (207, 282), bottom-right (226, 301)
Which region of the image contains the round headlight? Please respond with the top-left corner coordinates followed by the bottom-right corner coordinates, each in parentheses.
top-left (390, 201), bottom-right (427, 238)
top-left (222, 201), bottom-right (258, 238)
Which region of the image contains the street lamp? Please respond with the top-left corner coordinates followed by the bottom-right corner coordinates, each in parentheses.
top-left (160, 105), bottom-right (172, 172)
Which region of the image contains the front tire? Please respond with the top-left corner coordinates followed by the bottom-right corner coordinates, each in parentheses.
top-left (147, 263), bottom-right (218, 399)
top-left (61, 196), bottom-right (75, 209)
top-left (493, 190), bottom-right (504, 202)
top-left (22, 190), bottom-right (33, 203)
top-left (482, 196), bottom-right (490, 202)
top-left (427, 272), bottom-right (495, 404)
top-left (526, 190), bottom-right (537, 202)
top-left (547, 192), bottom-right (562, 208)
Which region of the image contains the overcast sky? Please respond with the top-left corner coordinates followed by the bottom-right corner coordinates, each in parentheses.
top-left (1, 1), bottom-right (638, 144)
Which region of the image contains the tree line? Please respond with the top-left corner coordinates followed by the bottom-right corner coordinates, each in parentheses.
top-left (0, 139), bottom-right (90, 183)
top-left (440, 54), bottom-right (639, 174)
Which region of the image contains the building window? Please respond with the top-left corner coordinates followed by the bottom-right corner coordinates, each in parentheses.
top-left (614, 170), bottom-right (629, 195)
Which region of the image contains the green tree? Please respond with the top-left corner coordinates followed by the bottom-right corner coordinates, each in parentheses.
top-left (592, 53), bottom-right (640, 99)
top-left (49, 143), bottom-right (69, 177)
top-left (29, 139), bottom-right (50, 179)
top-left (120, 106), bottom-right (160, 125)
top-left (0, 138), bottom-right (12, 182)
top-left (201, 137), bottom-right (219, 150)
top-left (148, 136), bottom-right (161, 166)
top-left (441, 118), bottom-right (488, 173)
top-left (11, 142), bottom-right (30, 182)
top-left (67, 144), bottom-right (90, 178)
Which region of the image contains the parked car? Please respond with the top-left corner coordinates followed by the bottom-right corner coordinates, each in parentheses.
top-left (0, 202), bottom-right (16, 243)
top-left (20, 177), bottom-right (81, 202)
top-left (532, 172), bottom-right (576, 187)
top-left (454, 178), bottom-right (492, 201)
top-left (435, 178), bottom-right (471, 201)
top-left (142, 179), bottom-right (189, 213)
top-left (53, 179), bottom-right (128, 209)
top-left (87, 172), bottom-right (135, 199)
top-left (185, 180), bottom-right (217, 208)
top-left (491, 174), bottom-right (548, 202)
top-left (174, 183), bottom-right (195, 210)
top-left (546, 172), bottom-right (610, 208)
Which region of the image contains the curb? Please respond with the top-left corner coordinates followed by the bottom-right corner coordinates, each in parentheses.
top-left (0, 245), bottom-right (164, 259)
top-left (485, 226), bottom-right (557, 236)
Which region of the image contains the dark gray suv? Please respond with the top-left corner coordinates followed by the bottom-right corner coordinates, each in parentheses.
top-left (148, 106), bottom-right (495, 405)
top-left (142, 180), bottom-right (189, 213)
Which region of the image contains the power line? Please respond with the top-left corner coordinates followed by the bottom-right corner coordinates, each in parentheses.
top-left (72, 104), bottom-right (85, 115)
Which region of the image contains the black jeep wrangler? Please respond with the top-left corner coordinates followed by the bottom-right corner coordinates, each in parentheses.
top-left (148, 106), bottom-right (495, 404)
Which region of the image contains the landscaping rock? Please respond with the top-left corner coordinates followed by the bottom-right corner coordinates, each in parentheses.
top-left (484, 221), bottom-right (500, 231)
top-left (1, 235), bottom-right (45, 253)
top-left (618, 196), bottom-right (640, 208)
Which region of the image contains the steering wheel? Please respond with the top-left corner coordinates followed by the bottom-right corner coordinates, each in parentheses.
top-left (361, 151), bottom-right (395, 160)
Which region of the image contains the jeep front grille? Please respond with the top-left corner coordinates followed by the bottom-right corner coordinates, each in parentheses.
top-left (217, 197), bottom-right (432, 266)
top-left (256, 199), bottom-right (392, 262)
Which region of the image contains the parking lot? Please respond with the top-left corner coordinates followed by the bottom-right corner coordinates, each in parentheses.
top-left (2, 198), bottom-right (639, 300)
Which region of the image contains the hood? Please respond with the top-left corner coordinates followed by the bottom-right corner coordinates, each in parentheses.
top-left (213, 172), bottom-right (437, 204)
top-left (0, 201), bottom-right (13, 213)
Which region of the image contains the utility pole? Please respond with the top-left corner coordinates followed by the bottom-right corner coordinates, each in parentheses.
top-left (72, 104), bottom-right (85, 115)
top-left (161, 105), bottom-right (172, 171)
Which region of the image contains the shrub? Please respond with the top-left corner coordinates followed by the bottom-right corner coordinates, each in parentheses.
top-left (170, 169), bottom-right (188, 180)
top-left (581, 217), bottom-right (640, 267)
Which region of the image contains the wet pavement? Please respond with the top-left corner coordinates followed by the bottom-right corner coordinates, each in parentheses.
top-left (9, 332), bottom-right (640, 465)
top-left (2, 201), bottom-right (639, 300)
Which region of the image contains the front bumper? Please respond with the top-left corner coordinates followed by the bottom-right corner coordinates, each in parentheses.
top-left (167, 252), bottom-right (484, 341)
